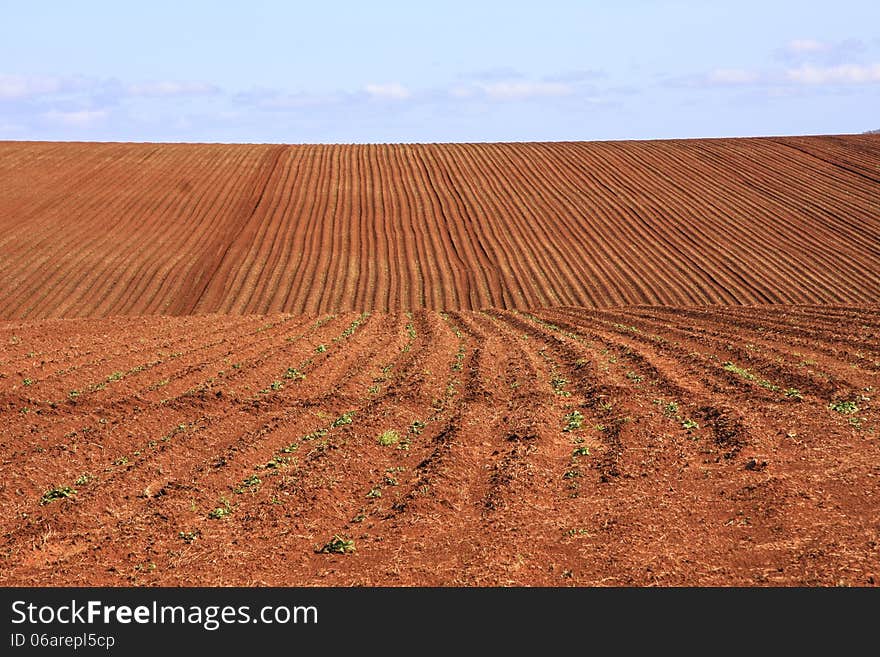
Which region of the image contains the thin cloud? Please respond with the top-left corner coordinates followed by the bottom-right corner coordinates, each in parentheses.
top-left (776, 38), bottom-right (866, 64)
top-left (364, 82), bottom-right (410, 100)
top-left (706, 68), bottom-right (761, 85)
top-left (786, 39), bottom-right (829, 54)
top-left (476, 80), bottom-right (572, 100)
top-left (464, 67), bottom-right (525, 81)
top-left (786, 63), bottom-right (880, 84)
top-left (544, 69), bottom-right (605, 83)
top-left (127, 81), bottom-right (219, 97)
top-left (43, 109), bottom-right (109, 126)
top-left (0, 75), bottom-right (65, 99)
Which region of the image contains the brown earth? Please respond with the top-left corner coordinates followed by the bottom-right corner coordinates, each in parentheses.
top-left (1, 136), bottom-right (878, 586)
top-left (1, 305), bottom-right (877, 586)
top-left (1, 136), bottom-right (879, 319)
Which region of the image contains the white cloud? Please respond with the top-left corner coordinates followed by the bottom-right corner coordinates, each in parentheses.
top-left (477, 81), bottom-right (572, 100)
top-left (44, 109), bottom-right (109, 126)
top-left (786, 39), bottom-right (829, 54)
top-left (776, 38), bottom-right (866, 65)
top-left (787, 63), bottom-right (880, 84)
top-left (364, 82), bottom-right (410, 100)
top-left (706, 68), bottom-right (760, 85)
top-left (0, 75), bottom-right (65, 99)
top-left (127, 81), bottom-right (218, 97)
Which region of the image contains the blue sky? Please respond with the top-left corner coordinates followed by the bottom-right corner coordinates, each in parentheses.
top-left (1, 1), bottom-right (878, 142)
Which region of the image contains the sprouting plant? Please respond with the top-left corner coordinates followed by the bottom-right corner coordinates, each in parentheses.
top-left (315, 344), bottom-right (327, 354)
top-left (654, 399), bottom-right (679, 417)
top-left (235, 474), bottom-right (261, 494)
top-left (179, 530), bottom-right (200, 544)
top-left (785, 388), bottom-right (803, 400)
top-left (263, 456), bottom-right (291, 470)
top-left (572, 446), bottom-right (590, 457)
top-left (74, 473), bottom-right (93, 486)
top-left (551, 375), bottom-right (571, 397)
top-left (40, 486), bottom-right (76, 505)
top-left (317, 535), bottom-right (355, 554)
top-left (377, 430), bottom-right (400, 446)
top-left (829, 400), bottom-right (859, 415)
top-left (681, 418), bottom-right (699, 431)
top-left (563, 410), bottom-right (584, 432)
top-left (22, 378), bottom-right (34, 386)
top-left (284, 367), bottom-right (305, 380)
top-left (270, 380), bottom-right (283, 391)
top-left (332, 411), bottom-right (355, 428)
top-left (208, 498), bottom-right (232, 519)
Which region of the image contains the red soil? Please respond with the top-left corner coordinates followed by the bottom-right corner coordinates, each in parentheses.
top-left (1, 306), bottom-right (877, 586)
top-left (1, 136), bottom-right (878, 586)
top-left (1, 136), bottom-right (879, 319)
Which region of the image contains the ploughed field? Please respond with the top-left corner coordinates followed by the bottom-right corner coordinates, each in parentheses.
top-left (0, 136), bottom-right (879, 586)
top-left (1, 306), bottom-right (877, 585)
top-left (1, 135), bottom-right (879, 319)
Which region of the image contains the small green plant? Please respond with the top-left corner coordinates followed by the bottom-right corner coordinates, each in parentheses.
top-left (113, 456), bottom-right (129, 466)
top-left (263, 456), bottom-right (290, 470)
top-left (654, 399), bottom-right (679, 417)
top-left (563, 410), bottom-right (584, 432)
top-left (107, 371), bottom-right (123, 382)
top-left (625, 371), bottom-right (644, 382)
top-left (235, 474), bottom-right (261, 494)
top-left (270, 380), bottom-right (283, 391)
top-left (829, 400), bottom-right (859, 415)
top-left (612, 323), bottom-right (640, 334)
top-left (315, 344), bottom-right (327, 354)
top-left (68, 389), bottom-right (81, 399)
top-left (284, 367), bottom-right (305, 380)
top-left (208, 499), bottom-right (232, 519)
top-left (40, 486), bottom-right (76, 505)
top-left (332, 411), bottom-right (355, 427)
top-left (409, 420), bottom-right (426, 435)
top-left (302, 428), bottom-right (328, 441)
top-left (74, 473), bottom-right (93, 486)
top-left (572, 446), bottom-right (590, 457)
top-left (317, 535), bottom-right (355, 554)
top-left (682, 418), bottom-right (699, 431)
top-left (22, 378), bottom-right (34, 386)
top-left (366, 487), bottom-right (382, 498)
top-left (377, 430), bottom-right (400, 446)
top-left (179, 530), bottom-right (200, 544)
top-left (785, 388), bottom-right (804, 401)
top-left (723, 362), bottom-right (754, 379)
top-left (551, 374), bottom-right (570, 397)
